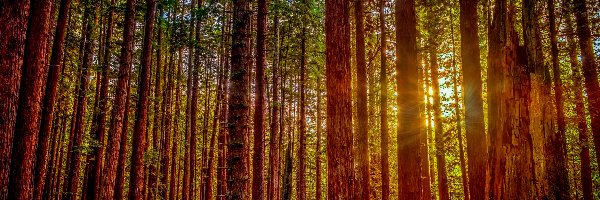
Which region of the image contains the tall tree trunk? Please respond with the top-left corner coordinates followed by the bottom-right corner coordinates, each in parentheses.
top-left (115, 79), bottom-right (131, 200)
top-left (100, 0), bottom-right (137, 197)
top-left (297, 26), bottom-right (308, 200)
top-left (355, 0), bottom-right (370, 197)
top-left (227, 0), bottom-right (251, 196)
top-left (429, 46), bottom-right (450, 200)
top-left (418, 55), bottom-right (432, 200)
top-left (183, 0), bottom-right (197, 198)
top-left (487, 1), bottom-right (535, 199)
top-left (7, 0), bottom-right (52, 198)
top-left (0, 0), bottom-right (30, 196)
top-left (64, 1), bottom-right (97, 199)
top-left (171, 48), bottom-right (184, 200)
top-left (565, 2), bottom-right (593, 198)
top-left (315, 69), bottom-right (323, 200)
top-left (544, 0), bottom-right (570, 198)
top-left (129, 0), bottom-right (155, 198)
top-left (33, 0), bottom-right (71, 198)
top-left (378, 0), bottom-right (389, 198)
top-left (83, 0), bottom-right (115, 198)
top-left (217, 7), bottom-right (231, 199)
top-left (253, 0), bottom-right (267, 198)
top-left (395, 0), bottom-right (421, 198)
top-left (161, 51), bottom-right (174, 199)
top-left (150, 4), bottom-right (164, 197)
top-left (458, 0), bottom-right (487, 198)
top-left (268, 14), bottom-right (281, 200)
top-left (573, 0), bottom-right (600, 171)
top-left (452, 62), bottom-right (469, 200)
top-left (325, 0), bottom-right (355, 197)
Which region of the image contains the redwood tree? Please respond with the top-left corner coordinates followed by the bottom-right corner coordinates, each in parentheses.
top-left (458, 0), bottom-right (486, 198)
top-left (325, 0), bottom-right (355, 197)
top-left (573, 0), bottom-right (600, 171)
top-left (252, 0), bottom-right (267, 197)
top-left (7, 0), bottom-right (53, 199)
top-left (355, 0), bottom-right (370, 197)
top-left (129, 0), bottom-right (155, 198)
top-left (0, 0), bottom-right (29, 196)
top-left (379, 0), bottom-right (389, 198)
top-left (395, 0), bottom-right (421, 198)
top-left (100, 0), bottom-right (137, 197)
top-left (227, 0), bottom-right (251, 197)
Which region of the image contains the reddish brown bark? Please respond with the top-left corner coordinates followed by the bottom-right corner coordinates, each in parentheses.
top-left (0, 0), bottom-right (29, 197)
top-left (161, 46), bottom-right (174, 200)
top-left (378, 0), bottom-right (389, 198)
top-left (458, 0), bottom-right (487, 198)
top-left (115, 79), bottom-right (131, 200)
top-left (227, 0), bottom-right (251, 196)
top-left (574, 0), bottom-right (600, 174)
top-left (395, 0), bottom-right (421, 198)
top-left (267, 14), bottom-right (281, 200)
top-left (297, 27), bottom-right (308, 200)
top-left (129, 0), bottom-right (155, 199)
top-left (7, 0), bottom-right (52, 198)
top-left (325, 0), bottom-right (355, 197)
top-left (252, 0), bottom-right (267, 197)
top-left (33, 0), bottom-right (71, 198)
top-left (100, 0), bottom-right (136, 197)
top-left (487, 1), bottom-right (535, 199)
top-left (355, 0), bottom-right (369, 198)
top-left (171, 48), bottom-right (184, 200)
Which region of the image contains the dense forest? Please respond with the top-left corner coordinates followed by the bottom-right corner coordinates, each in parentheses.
top-left (1, 0), bottom-right (600, 199)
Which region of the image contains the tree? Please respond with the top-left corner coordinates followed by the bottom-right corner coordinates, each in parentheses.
top-left (378, 0), bottom-right (389, 198)
top-left (100, 0), bottom-right (137, 197)
top-left (227, 0), bottom-right (252, 196)
top-left (267, 13), bottom-right (281, 200)
top-left (573, 0), bottom-right (600, 171)
top-left (129, 0), bottom-right (155, 198)
top-left (458, 0), bottom-right (486, 198)
top-left (325, 0), bottom-right (355, 197)
top-left (355, 0), bottom-right (370, 197)
top-left (7, 0), bottom-right (53, 198)
top-left (487, 0), bottom-right (535, 198)
top-left (297, 26), bottom-right (307, 200)
top-left (565, 1), bottom-right (593, 198)
top-left (34, 0), bottom-right (72, 198)
top-left (253, 0), bottom-right (267, 197)
top-left (395, 0), bottom-right (421, 198)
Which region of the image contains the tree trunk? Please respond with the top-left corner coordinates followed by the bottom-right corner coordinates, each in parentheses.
top-left (325, 0), bottom-right (355, 197)
top-left (129, 0), bottom-right (155, 198)
top-left (227, 0), bottom-right (251, 196)
top-left (355, 0), bottom-right (369, 197)
top-left (100, 0), bottom-right (136, 197)
top-left (395, 0), bottom-right (421, 198)
top-left (150, 4), bottom-right (164, 197)
top-left (83, 0), bottom-right (114, 199)
top-left (378, 0), bottom-right (389, 198)
top-left (33, 0), bottom-right (71, 198)
top-left (115, 79), bottom-right (131, 200)
top-left (64, 1), bottom-right (97, 199)
top-left (316, 69), bottom-right (323, 200)
top-left (573, 0), bottom-right (600, 172)
top-left (297, 26), bottom-right (307, 200)
top-left (429, 46), bottom-right (450, 200)
top-left (565, 2), bottom-right (593, 198)
top-left (252, 0), bottom-right (267, 198)
top-left (183, 1), bottom-right (197, 198)
top-left (418, 55), bottom-right (432, 200)
top-left (487, 1), bottom-right (535, 199)
top-left (161, 50), bottom-right (174, 200)
top-left (544, 0), bottom-right (570, 198)
top-left (458, 0), bottom-right (486, 198)
top-left (171, 48), bottom-right (184, 200)
top-left (0, 0), bottom-right (29, 196)
top-left (7, 0), bottom-right (52, 198)
top-left (268, 13), bottom-right (281, 200)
